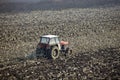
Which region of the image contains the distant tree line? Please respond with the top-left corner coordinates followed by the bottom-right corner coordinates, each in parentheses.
top-left (0, 0), bottom-right (120, 13)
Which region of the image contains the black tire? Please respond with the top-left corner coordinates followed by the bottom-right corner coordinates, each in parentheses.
top-left (36, 48), bottom-right (40, 58)
top-left (36, 48), bottom-right (44, 58)
top-left (50, 46), bottom-right (60, 60)
top-left (66, 48), bottom-right (72, 57)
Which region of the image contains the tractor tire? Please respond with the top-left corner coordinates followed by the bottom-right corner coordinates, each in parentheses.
top-left (36, 48), bottom-right (40, 58)
top-left (50, 46), bottom-right (60, 60)
top-left (66, 48), bottom-right (72, 57)
top-left (36, 48), bottom-right (44, 58)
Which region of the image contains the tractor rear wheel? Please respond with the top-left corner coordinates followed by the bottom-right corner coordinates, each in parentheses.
top-left (50, 46), bottom-right (60, 59)
top-left (36, 48), bottom-right (44, 58)
top-left (36, 48), bottom-right (40, 58)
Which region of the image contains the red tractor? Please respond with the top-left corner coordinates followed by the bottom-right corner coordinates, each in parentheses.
top-left (36, 35), bottom-right (72, 59)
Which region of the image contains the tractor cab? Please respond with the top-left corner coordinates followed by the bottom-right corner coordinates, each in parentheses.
top-left (38, 35), bottom-right (61, 50)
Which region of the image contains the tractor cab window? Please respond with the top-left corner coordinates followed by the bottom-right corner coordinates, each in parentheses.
top-left (49, 37), bottom-right (60, 45)
top-left (55, 37), bottom-right (59, 43)
top-left (40, 37), bottom-right (49, 44)
top-left (49, 38), bottom-right (56, 45)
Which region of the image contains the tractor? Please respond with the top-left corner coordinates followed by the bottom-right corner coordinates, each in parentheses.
top-left (36, 35), bottom-right (72, 59)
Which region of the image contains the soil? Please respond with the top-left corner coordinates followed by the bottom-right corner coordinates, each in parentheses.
top-left (0, 1), bottom-right (120, 80)
top-left (0, 47), bottom-right (120, 80)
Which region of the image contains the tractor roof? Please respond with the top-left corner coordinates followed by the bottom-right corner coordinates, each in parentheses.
top-left (41, 35), bottom-right (58, 38)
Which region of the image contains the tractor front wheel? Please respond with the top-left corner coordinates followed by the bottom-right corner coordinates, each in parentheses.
top-left (66, 48), bottom-right (72, 57)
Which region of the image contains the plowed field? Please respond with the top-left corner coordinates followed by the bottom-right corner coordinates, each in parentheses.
top-left (0, 4), bottom-right (120, 80)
